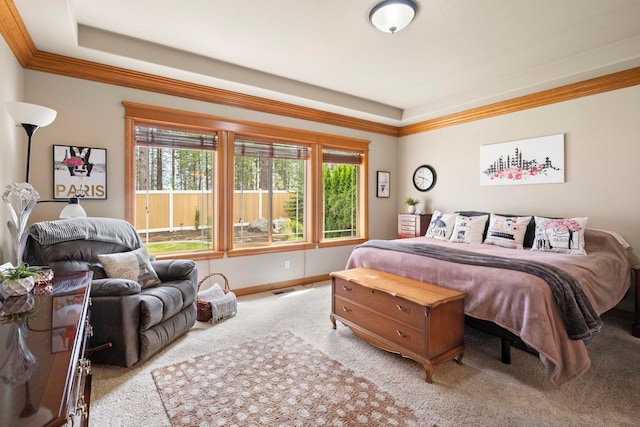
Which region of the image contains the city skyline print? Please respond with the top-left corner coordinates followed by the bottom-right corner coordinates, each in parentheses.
top-left (479, 134), bottom-right (565, 186)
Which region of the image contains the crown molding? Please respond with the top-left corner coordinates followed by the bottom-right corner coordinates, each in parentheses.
top-left (398, 66), bottom-right (640, 136)
top-left (0, 0), bottom-right (398, 137)
top-left (0, 0), bottom-right (36, 66)
top-left (1, 0), bottom-right (639, 138)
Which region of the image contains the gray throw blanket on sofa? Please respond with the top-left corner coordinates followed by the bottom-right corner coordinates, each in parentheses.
top-left (27, 217), bottom-right (142, 250)
top-left (355, 240), bottom-right (602, 340)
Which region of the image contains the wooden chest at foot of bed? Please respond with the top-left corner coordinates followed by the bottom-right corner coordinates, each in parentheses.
top-left (330, 267), bottom-right (466, 383)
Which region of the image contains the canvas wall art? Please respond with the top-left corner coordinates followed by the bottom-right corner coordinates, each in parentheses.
top-left (53, 144), bottom-right (107, 199)
top-left (479, 134), bottom-right (564, 186)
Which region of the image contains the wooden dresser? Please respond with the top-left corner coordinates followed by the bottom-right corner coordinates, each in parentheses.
top-left (0, 271), bottom-right (93, 427)
top-left (398, 213), bottom-right (431, 238)
top-left (330, 267), bottom-right (466, 383)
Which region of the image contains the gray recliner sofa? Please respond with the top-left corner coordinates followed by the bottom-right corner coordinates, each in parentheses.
top-left (24, 217), bottom-right (198, 367)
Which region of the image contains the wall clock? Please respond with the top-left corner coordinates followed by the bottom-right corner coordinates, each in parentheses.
top-left (412, 164), bottom-right (436, 192)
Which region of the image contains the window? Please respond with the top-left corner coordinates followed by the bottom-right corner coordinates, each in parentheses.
top-left (125, 102), bottom-right (368, 259)
top-left (321, 148), bottom-right (366, 242)
top-left (231, 136), bottom-right (310, 249)
top-left (133, 124), bottom-right (218, 257)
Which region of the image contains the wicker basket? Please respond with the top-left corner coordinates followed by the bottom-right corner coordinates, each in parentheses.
top-left (196, 273), bottom-right (236, 322)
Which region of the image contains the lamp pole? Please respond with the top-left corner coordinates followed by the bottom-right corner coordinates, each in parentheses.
top-left (21, 124), bottom-right (39, 183)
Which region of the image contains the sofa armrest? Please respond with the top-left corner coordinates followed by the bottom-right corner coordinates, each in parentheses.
top-left (151, 260), bottom-right (196, 282)
top-left (91, 278), bottom-right (142, 296)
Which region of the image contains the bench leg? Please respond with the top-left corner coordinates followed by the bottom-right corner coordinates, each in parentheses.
top-left (424, 364), bottom-right (435, 383)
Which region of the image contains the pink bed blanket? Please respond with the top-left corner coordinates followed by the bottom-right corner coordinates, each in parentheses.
top-left (345, 229), bottom-right (631, 386)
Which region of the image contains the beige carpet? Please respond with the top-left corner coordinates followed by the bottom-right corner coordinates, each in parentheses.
top-left (89, 282), bottom-right (640, 427)
top-left (151, 331), bottom-right (428, 426)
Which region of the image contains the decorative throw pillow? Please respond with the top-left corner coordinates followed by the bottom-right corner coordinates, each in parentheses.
top-left (530, 216), bottom-right (589, 255)
top-left (483, 214), bottom-right (532, 249)
top-left (425, 210), bottom-right (458, 240)
top-left (449, 214), bottom-right (489, 244)
top-left (98, 247), bottom-right (161, 288)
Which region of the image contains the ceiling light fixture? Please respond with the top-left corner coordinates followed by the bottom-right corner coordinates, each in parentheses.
top-left (5, 101), bottom-right (57, 183)
top-left (369, 0), bottom-right (418, 34)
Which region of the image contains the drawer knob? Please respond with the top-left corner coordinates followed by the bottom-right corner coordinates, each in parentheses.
top-left (395, 304), bottom-right (409, 312)
top-left (76, 395), bottom-right (88, 418)
top-left (77, 358), bottom-right (92, 376)
top-left (342, 285), bottom-right (352, 292)
top-left (342, 306), bottom-right (352, 313)
top-left (396, 330), bottom-right (409, 338)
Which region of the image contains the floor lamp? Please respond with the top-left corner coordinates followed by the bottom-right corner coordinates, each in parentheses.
top-left (5, 101), bottom-right (57, 183)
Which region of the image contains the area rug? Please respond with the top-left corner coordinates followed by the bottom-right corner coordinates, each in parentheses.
top-left (151, 331), bottom-right (430, 426)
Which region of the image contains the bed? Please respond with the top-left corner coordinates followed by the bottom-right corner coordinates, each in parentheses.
top-left (345, 212), bottom-right (632, 386)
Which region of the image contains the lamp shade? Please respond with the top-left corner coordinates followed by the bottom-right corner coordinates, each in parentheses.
top-left (59, 198), bottom-right (87, 219)
top-left (5, 101), bottom-right (57, 127)
top-left (369, 0), bottom-right (417, 34)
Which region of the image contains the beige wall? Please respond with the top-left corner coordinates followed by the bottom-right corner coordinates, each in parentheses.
top-left (4, 35), bottom-right (637, 296)
top-left (12, 69), bottom-right (399, 289)
top-left (0, 39), bottom-right (25, 265)
top-left (398, 86), bottom-right (640, 310)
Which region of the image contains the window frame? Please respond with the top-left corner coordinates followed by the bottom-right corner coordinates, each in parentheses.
top-left (317, 143), bottom-right (368, 248)
top-left (124, 103), bottom-right (226, 261)
top-left (124, 101), bottom-right (369, 260)
top-left (227, 131), bottom-right (316, 257)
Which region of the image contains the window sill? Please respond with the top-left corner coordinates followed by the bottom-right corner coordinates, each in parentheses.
top-left (227, 242), bottom-right (316, 257)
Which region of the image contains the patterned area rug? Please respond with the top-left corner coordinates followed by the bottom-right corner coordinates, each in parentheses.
top-left (152, 331), bottom-right (429, 426)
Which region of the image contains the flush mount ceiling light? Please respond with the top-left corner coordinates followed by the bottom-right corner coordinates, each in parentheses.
top-left (369, 0), bottom-right (418, 34)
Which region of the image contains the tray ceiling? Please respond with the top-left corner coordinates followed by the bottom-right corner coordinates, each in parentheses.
top-left (13, 0), bottom-right (640, 126)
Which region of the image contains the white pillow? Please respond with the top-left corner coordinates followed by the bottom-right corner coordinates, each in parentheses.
top-left (449, 214), bottom-right (489, 244)
top-left (483, 214), bottom-right (532, 249)
top-left (425, 210), bottom-right (458, 241)
top-left (531, 216), bottom-right (589, 255)
top-left (98, 246), bottom-right (161, 288)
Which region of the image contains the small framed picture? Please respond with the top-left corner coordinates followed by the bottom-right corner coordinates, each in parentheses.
top-left (53, 144), bottom-right (107, 200)
top-left (376, 171), bottom-right (390, 198)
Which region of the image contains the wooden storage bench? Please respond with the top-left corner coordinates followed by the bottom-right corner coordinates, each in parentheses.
top-left (330, 267), bottom-right (466, 383)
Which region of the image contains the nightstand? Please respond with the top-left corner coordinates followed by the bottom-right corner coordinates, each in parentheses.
top-left (398, 213), bottom-right (431, 238)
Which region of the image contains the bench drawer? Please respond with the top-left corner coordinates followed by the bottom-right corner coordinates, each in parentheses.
top-left (334, 295), bottom-right (425, 355)
top-left (333, 277), bottom-right (424, 329)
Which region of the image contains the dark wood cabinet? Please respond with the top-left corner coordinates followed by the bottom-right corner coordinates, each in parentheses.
top-left (0, 271), bottom-right (93, 427)
top-left (398, 213), bottom-right (431, 238)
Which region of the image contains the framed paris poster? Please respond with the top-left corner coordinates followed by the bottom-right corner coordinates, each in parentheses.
top-left (53, 144), bottom-right (107, 200)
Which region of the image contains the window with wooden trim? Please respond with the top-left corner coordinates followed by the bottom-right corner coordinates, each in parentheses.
top-left (124, 102), bottom-right (368, 259)
top-left (231, 135), bottom-right (310, 249)
top-left (321, 147), bottom-right (366, 241)
top-left (133, 124), bottom-right (219, 256)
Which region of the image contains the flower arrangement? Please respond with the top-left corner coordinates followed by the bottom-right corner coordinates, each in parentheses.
top-left (2, 183), bottom-right (40, 265)
top-left (541, 218), bottom-right (582, 233)
top-left (64, 156), bottom-right (83, 167)
top-left (490, 165), bottom-right (545, 181)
